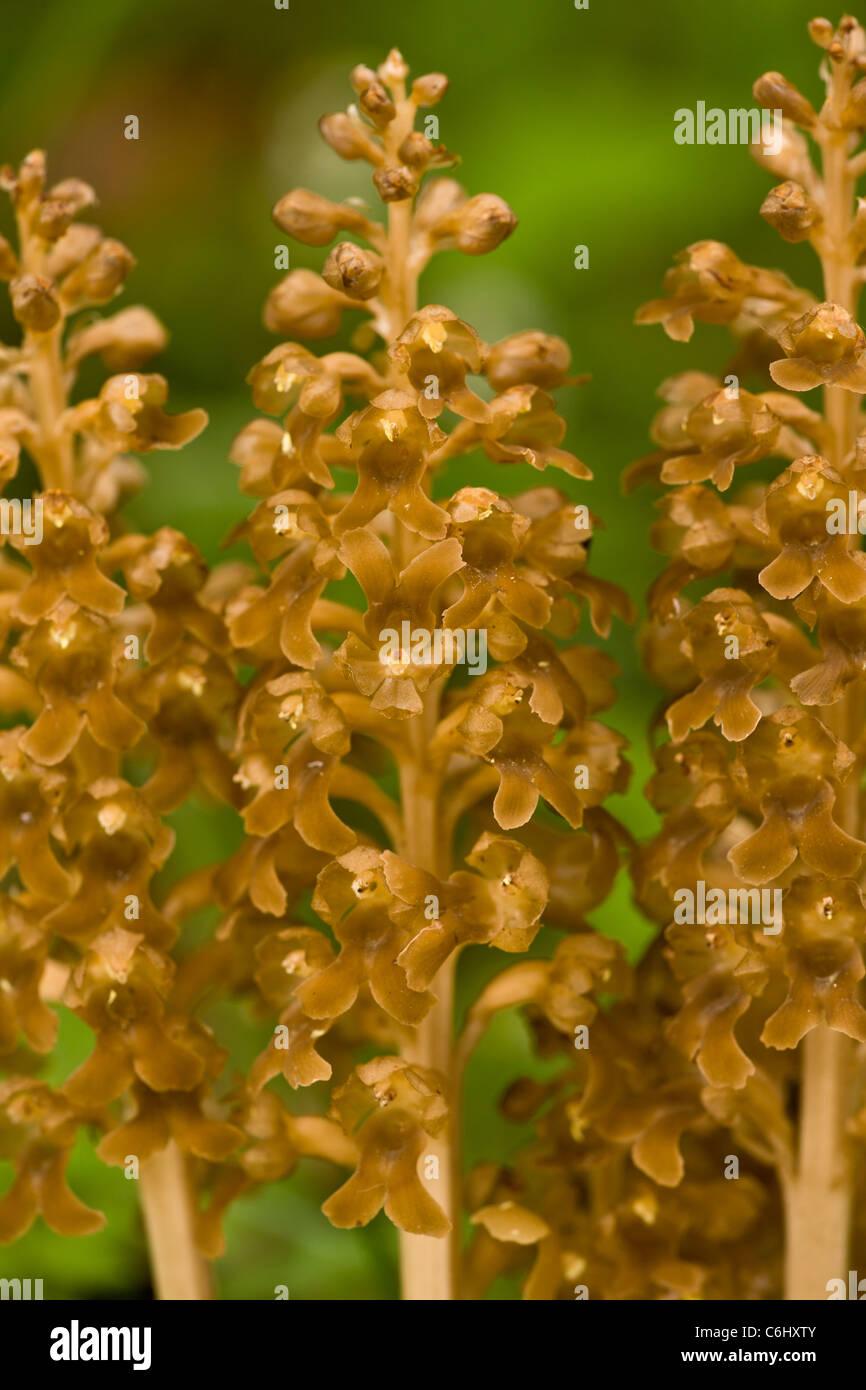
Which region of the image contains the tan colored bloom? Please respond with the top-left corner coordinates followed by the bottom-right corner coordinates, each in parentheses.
top-left (13, 602), bottom-right (145, 765)
top-left (390, 306), bottom-right (488, 421)
top-left (11, 492), bottom-right (124, 624)
top-left (770, 302), bottom-right (866, 392)
top-left (332, 389), bottom-right (449, 539)
top-left (756, 455), bottom-right (866, 601)
top-left (323, 1058), bottom-right (450, 1236)
top-left (636, 240), bottom-right (809, 342)
top-left (0, 1079), bottom-right (104, 1242)
top-left (386, 833), bottom-right (548, 989)
top-left (68, 373), bottom-right (207, 452)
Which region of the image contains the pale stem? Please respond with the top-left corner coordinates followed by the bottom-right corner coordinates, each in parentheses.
top-left (784, 1028), bottom-right (853, 1299)
top-left (139, 1142), bottom-right (212, 1300)
top-left (380, 87), bottom-right (460, 1298)
top-left (782, 84), bottom-right (859, 1300)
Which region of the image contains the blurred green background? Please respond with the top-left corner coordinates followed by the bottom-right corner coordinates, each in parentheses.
top-left (0, 0), bottom-right (838, 1297)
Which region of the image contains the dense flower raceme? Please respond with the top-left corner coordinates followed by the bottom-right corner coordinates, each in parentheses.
top-left (171, 49), bottom-right (666, 1294)
top-left (629, 15), bottom-right (866, 1297)
top-left (0, 151), bottom-right (244, 1246)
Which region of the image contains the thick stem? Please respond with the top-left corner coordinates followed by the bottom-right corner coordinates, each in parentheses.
top-left (139, 1142), bottom-right (212, 1300)
top-left (784, 1027), bottom-right (853, 1298)
top-left (397, 686), bottom-right (459, 1299)
top-left (399, 960), bottom-right (459, 1300)
top-left (782, 95), bottom-right (858, 1300)
top-left (381, 82), bottom-right (459, 1298)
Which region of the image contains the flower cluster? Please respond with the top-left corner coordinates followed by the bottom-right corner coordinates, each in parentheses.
top-left (628, 15), bottom-right (866, 1299)
top-left (172, 49), bottom-right (636, 1295)
top-left (0, 151), bottom-right (243, 1269)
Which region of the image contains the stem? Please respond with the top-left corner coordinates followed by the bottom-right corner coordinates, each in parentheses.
top-left (782, 80), bottom-right (859, 1299)
top-left (784, 1028), bottom-right (852, 1299)
top-left (398, 678), bottom-right (460, 1300)
top-left (380, 75), bottom-right (459, 1299)
top-left (139, 1142), bottom-right (212, 1300)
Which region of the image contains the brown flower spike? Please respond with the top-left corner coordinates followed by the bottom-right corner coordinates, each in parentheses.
top-left (633, 15), bottom-right (866, 1301)
top-left (212, 48), bottom-right (633, 1300)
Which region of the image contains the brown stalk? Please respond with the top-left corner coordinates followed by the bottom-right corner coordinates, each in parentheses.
top-left (140, 1143), bottom-right (213, 1300)
top-left (785, 60), bottom-right (858, 1300)
top-left (379, 69), bottom-right (458, 1302)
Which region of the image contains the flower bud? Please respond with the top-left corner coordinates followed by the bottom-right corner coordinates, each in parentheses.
top-left (60, 238), bottom-right (136, 309)
top-left (319, 112), bottom-right (383, 164)
top-left (372, 164), bottom-right (418, 203)
top-left (413, 177), bottom-right (466, 232)
top-left (0, 150), bottom-right (45, 208)
top-left (321, 241), bottom-right (383, 300)
top-left (808, 17), bottom-right (835, 47)
top-left (753, 71), bottom-right (817, 127)
top-left (485, 331), bottom-right (573, 391)
top-left (411, 73), bottom-right (449, 106)
top-left (751, 122), bottom-right (814, 187)
top-left (350, 64), bottom-right (378, 93)
top-left (272, 188), bottom-right (372, 246)
top-left (398, 132), bottom-right (433, 169)
top-left (264, 269), bottom-right (352, 339)
top-left (760, 181), bottom-right (822, 243)
top-left (10, 273), bottom-right (60, 332)
top-left (66, 306), bottom-right (168, 370)
top-left (34, 179), bottom-right (96, 241)
top-left (438, 193), bottom-right (517, 255)
top-left (44, 223), bottom-right (102, 280)
top-left (359, 81), bottom-right (396, 130)
top-left (378, 48), bottom-right (408, 85)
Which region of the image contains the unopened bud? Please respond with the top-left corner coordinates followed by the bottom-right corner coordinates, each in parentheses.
top-left (35, 179), bottom-right (95, 241)
top-left (373, 164), bottom-right (418, 203)
top-left (11, 273), bottom-right (60, 331)
top-left (378, 48), bottom-right (408, 85)
top-left (411, 73), bottom-right (449, 106)
top-left (350, 64), bottom-right (378, 94)
top-left (414, 177), bottom-right (466, 232)
top-left (751, 123), bottom-right (813, 186)
top-left (753, 71), bottom-right (817, 127)
top-left (264, 269), bottom-right (348, 339)
top-left (272, 188), bottom-right (370, 245)
top-left (398, 132), bottom-right (433, 168)
top-left (43, 224), bottom-right (101, 283)
top-left (485, 331), bottom-right (572, 391)
top-left (60, 238), bottom-right (135, 308)
top-left (359, 81), bottom-right (396, 129)
top-left (66, 305), bottom-right (168, 370)
top-left (808, 17), bottom-right (835, 47)
top-left (1, 150), bottom-right (45, 207)
top-left (441, 193), bottom-right (517, 255)
top-left (322, 241), bottom-right (383, 300)
top-left (760, 181), bottom-right (822, 242)
top-left (319, 112), bottom-right (383, 163)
